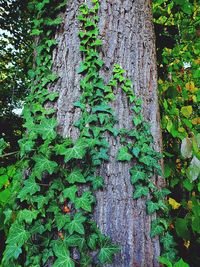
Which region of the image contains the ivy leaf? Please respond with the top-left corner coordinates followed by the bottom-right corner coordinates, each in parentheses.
top-left (89, 176), bottom-right (104, 190)
top-left (75, 191), bottom-right (94, 212)
top-left (65, 234), bottom-right (85, 249)
top-left (146, 200), bottom-right (160, 214)
top-left (62, 185), bottom-right (77, 202)
top-left (32, 195), bottom-right (50, 209)
top-left (98, 236), bottom-right (120, 264)
top-left (130, 168), bottom-right (146, 184)
top-left (18, 139), bottom-right (35, 157)
top-left (139, 155), bottom-right (154, 166)
top-left (77, 63), bottom-right (88, 74)
top-left (92, 103), bottom-right (113, 114)
top-left (3, 222), bottom-right (30, 262)
top-left (18, 209), bottom-right (39, 224)
top-left (150, 222), bottom-right (164, 238)
top-left (168, 197), bottom-right (181, 210)
top-left (18, 177), bottom-right (40, 201)
top-left (55, 214), bottom-right (70, 231)
top-left (132, 147), bottom-right (140, 157)
top-left (54, 138), bottom-right (73, 155)
top-left (36, 118), bottom-right (57, 140)
top-left (67, 213), bottom-right (86, 235)
top-left (160, 233), bottom-right (176, 251)
top-left (2, 243), bottom-right (22, 263)
top-left (32, 155), bottom-right (58, 179)
top-left (64, 138), bottom-right (88, 163)
top-left (133, 185), bottom-right (149, 199)
top-left (117, 146), bottom-right (132, 161)
top-left (67, 168), bottom-right (86, 184)
top-left (88, 233), bottom-right (98, 250)
top-left (153, 188), bottom-right (171, 198)
top-left (53, 243), bottom-right (75, 267)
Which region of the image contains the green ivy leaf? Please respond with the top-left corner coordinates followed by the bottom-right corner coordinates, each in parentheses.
top-left (4, 222), bottom-right (30, 262)
top-left (130, 168), bottom-right (146, 184)
top-left (87, 233), bottom-right (98, 250)
top-left (132, 147), bottom-right (140, 157)
top-left (67, 168), bottom-right (86, 184)
top-left (160, 232), bottom-right (176, 251)
top-left (18, 177), bottom-right (40, 201)
top-left (150, 222), bottom-right (164, 238)
top-left (0, 188), bottom-right (10, 203)
top-left (133, 185), bottom-right (149, 199)
top-left (98, 236), bottom-right (120, 264)
top-left (146, 200), bottom-right (160, 214)
top-left (36, 118), bottom-right (58, 140)
top-left (18, 209), bottom-right (39, 224)
top-left (67, 213), bottom-right (86, 235)
top-left (64, 138), bottom-right (88, 162)
top-left (53, 243), bottom-right (75, 267)
top-left (2, 243), bottom-right (22, 263)
top-left (90, 176), bottom-right (104, 190)
top-left (65, 234), bottom-right (85, 249)
top-left (117, 146), bottom-right (132, 161)
top-left (62, 185), bottom-right (77, 203)
top-left (32, 155), bottom-right (58, 179)
top-left (55, 214), bottom-right (70, 231)
top-left (75, 191), bottom-right (94, 212)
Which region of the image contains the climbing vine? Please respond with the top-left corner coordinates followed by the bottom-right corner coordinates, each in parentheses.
top-left (0, 0), bottom-right (186, 266)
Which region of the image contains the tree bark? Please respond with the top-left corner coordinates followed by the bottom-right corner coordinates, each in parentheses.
top-left (51, 0), bottom-right (163, 266)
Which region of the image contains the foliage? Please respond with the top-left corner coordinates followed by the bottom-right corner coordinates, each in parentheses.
top-left (153, 0), bottom-right (200, 265)
top-left (1, 0), bottom-right (199, 266)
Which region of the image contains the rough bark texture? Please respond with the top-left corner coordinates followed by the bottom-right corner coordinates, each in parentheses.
top-left (51, 1), bottom-right (163, 266)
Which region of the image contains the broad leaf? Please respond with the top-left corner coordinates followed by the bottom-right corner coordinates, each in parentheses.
top-left (62, 185), bottom-right (77, 202)
top-left (55, 214), bottom-right (70, 231)
top-left (117, 146), bottom-right (132, 161)
top-left (174, 258), bottom-right (189, 267)
top-left (53, 243), bottom-right (74, 267)
top-left (64, 138), bottom-right (88, 162)
top-left (67, 168), bottom-right (86, 184)
top-left (18, 209), bottom-right (39, 224)
top-left (130, 168), bottom-right (146, 184)
top-left (98, 237), bottom-right (120, 264)
top-left (65, 234), bottom-right (85, 249)
top-left (36, 117), bottom-right (58, 140)
top-left (146, 200), bottom-right (160, 214)
top-left (133, 185), bottom-right (149, 199)
top-left (32, 155), bottom-right (58, 179)
top-left (75, 191), bottom-right (94, 212)
top-left (3, 222), bottom-right (30, 262)
top-left (18, 177), bottom-right (40, 201)
top-left (67, 213), bottom-right (86, 235)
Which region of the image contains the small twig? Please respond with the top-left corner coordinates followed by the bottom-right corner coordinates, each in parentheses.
top-left (0, 151), bottom-right (19, 158)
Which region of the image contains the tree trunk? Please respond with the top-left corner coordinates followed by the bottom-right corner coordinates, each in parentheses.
top-left (51, 0), bottom-right (163, 266)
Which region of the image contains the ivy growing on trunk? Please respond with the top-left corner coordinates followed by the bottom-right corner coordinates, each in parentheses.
top-left (1, 0), bottom-right (179, 266)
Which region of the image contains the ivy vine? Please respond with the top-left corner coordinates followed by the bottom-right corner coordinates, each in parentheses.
top-left (1, 0), bottom-right (178, 266)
